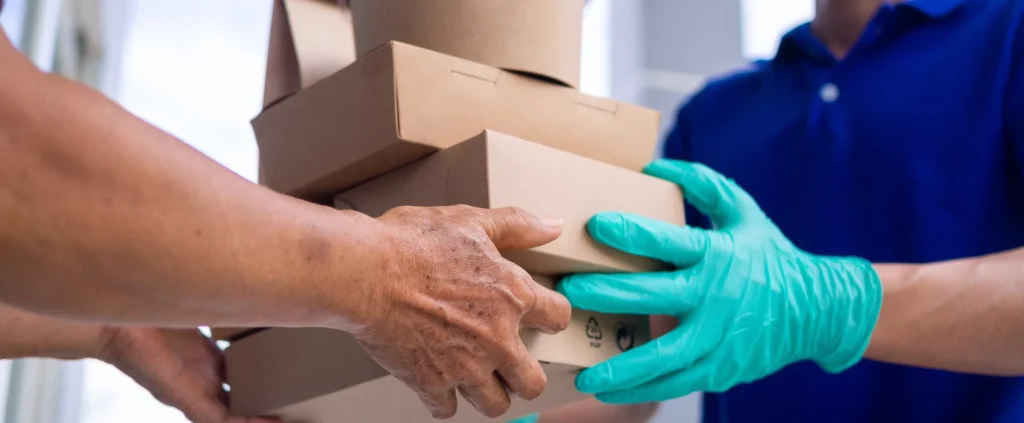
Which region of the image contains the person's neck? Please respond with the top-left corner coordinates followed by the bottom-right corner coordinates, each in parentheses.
top-left (812, 0), bottom-right (899, 59)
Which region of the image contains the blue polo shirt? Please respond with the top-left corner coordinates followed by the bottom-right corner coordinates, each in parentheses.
top-left (662, 0), bottom-right (1024, 422)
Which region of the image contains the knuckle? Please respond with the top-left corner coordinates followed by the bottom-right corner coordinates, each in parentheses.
top-left (548, 296), bottom-right (572, 331)
top-left (450, 365), bottom-right (483, 386)
top-left (387, 205), bottom-right (419, 217)
top-left (494, 267), bottom-right (531, 310)
top-left (448, 204), bottom-right (477, 215)
top-left (497, 206), bottom-right (532, 228)
top-left (491, 334), bottom-right (524, 363)
top-left (501, 206), bottom-right (530, 220)
top-left (501, 262), bottom-right (532, 285)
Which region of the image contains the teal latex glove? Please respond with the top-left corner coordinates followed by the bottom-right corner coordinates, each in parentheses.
top-left (559, 159), bottom-right (883, 404)
top-left (506, 414), bottom-right (539, 423)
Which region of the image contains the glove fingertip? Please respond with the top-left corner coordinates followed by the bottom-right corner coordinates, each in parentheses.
top-left (587, 213), bottom-right (627, 242)
top-left (643, 159), bottom-right (689, 179)
top-left (574, 366), bottom-right (609, 394)
top-left (554, 275), bottom-right (604, 311)
top-left (554, 274), bottom-right (580, 296)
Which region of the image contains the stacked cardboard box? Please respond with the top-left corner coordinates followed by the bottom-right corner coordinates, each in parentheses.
top-left (221, 1), bottom-right (686, 421)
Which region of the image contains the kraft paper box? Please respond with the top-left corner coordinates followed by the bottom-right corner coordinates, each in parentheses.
top-left (226, 276), bottom-right (651, 422)
top-left (263, 0), bottom-right (355, 109)
top-left (251, 41), bottom-right (660, 201)
top-left (209, 328), bottom-right (261, 342)
top-left (213, 131), bottom-right (681, 341)
top-left (350, 0), bottom-right (584, 89)
top-left (335, 131), bottom-right (686, 275)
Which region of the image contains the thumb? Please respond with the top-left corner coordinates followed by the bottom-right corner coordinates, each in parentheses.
top-left (466, 207), bottom-right (562, 250)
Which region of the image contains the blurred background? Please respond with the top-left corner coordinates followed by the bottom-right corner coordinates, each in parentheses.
top-left (0, 0), bottom-right (811, 422)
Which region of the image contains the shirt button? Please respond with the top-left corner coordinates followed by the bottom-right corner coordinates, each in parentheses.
top-left (820, 83), bottom-right (840, 103)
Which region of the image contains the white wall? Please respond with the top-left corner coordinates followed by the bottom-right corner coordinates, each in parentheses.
top-left (0, 0), bottom-right (26, 47)
top-left (741, 0), bottom-right (814, 59)
top-left (0, 360), bottom-right (10, 420)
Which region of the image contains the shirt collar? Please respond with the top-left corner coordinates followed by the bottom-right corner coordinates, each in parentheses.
top-left (774, 23), bottom-right (829, 63)
top-left (901, 0), bottom-right (966, 18)
top-left (773, 0), bottom-right (967, 62)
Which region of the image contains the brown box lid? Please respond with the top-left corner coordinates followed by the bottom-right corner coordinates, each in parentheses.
top-left (263, 0), bottom-right (356, 109)
top-left (252, 41), bottom-right (660, 201)
top-left (335, 130), bottom-right (685, 275)
top-left (227, 276), bottom-right (651, 421)
top-left (350, 0), bottom-right (584, 88)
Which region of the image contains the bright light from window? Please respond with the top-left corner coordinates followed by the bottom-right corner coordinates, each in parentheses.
top-left (740, 0), bottom-right (814, 60)
top-left (0, 0), bottom-right (26, 48)
top-left (580, 0), bottom-right (611, 98)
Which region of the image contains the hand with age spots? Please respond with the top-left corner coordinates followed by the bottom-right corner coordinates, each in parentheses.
top-left (350, 205), bottom-right (573, 419)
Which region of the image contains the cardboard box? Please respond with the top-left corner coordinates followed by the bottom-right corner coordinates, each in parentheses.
top-left (350, 0), bottom-right (584, 89)
top-left (335, 131), bottom-right (685, 275)
top-left (263, 0), bottom-right (356, 109)
top-left (227, 276), bottom-right (651, 422)
top-left (209, 327), bottom-right (263, 342)
top-left (219, 130), bottom-right (679, 343)
top-left (251, 41), bottom-right (660, 201)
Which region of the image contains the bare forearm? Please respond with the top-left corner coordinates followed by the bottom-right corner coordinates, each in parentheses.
top-left (0, 302), bottom-right (105, 360)
top-left (865, 247), bottom-right (1024, 375)
top-left (0, 33), bottom-right (378, 330)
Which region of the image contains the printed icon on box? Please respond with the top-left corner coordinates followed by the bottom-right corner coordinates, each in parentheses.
top-left (586, 317), bottom-right (602, 348)
top-left (614, 323), bottom-right (635, 352)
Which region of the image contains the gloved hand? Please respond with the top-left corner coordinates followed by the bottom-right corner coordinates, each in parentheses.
top-left (506, 414), bottom-right (539, 423)
top-left (558, 159), bottom-right (883, 404)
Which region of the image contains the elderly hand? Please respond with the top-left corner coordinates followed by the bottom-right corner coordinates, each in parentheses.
top-left (558, 160), bottom-right (882, 404)
top-left (0, 303), bottom-right (270, 423)
top-left (349, 205), bottom-right (572, 419)
top-left (98, 328), bottom-right (277, 423)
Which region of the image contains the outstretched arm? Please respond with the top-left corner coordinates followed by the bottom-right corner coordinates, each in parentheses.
top-left (0, 28), bottom-right (374, 330)
top-left (0, 27), bottom-right (574, 419)
top-left (557, 159), bottom-right (1023, 406)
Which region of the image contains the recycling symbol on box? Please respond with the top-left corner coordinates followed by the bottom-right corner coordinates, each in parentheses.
top-left (585, 317), bottom-right (603, 340)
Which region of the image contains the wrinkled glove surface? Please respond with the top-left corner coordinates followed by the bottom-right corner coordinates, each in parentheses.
top-left (559, 160), bottom-right (883, 404)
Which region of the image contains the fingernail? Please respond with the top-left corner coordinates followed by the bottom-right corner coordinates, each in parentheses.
top-left (540, 216), bottom-right (563, 230)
